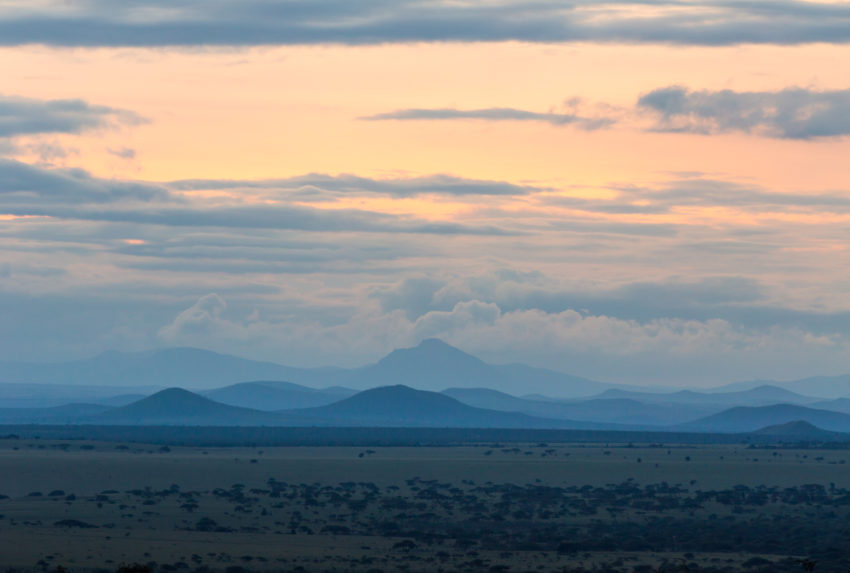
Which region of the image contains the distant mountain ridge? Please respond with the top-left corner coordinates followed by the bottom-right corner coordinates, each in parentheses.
top-left (93, 387), bottom-right (286, 426)
top-left (751, 420), bottom-right (845, 440)
top-left (442, 387), bottom-right (717, 425)
top-left (290, 385), bottom-right (595, 428)
top-left (339, 339), bottom-right (608, 396)
top-left (0, 339), bottom-right (610, 398)
top-left (679, 404), bottom-right (850, 433)
top-left (713, 375), bottom-right (850, 399)
top-left (203, 381), bottom-right (356, 411)
top-left (589, 385), bottom-right (817, 407)
top-left (0, 385), bottom-right (622, 429)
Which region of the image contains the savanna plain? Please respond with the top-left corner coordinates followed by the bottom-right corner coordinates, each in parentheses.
top-left (2, 436), bottom-right (849, 573)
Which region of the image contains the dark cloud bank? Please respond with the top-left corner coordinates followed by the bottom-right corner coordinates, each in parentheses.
top-left (1, 1), bottom-right (850, 47)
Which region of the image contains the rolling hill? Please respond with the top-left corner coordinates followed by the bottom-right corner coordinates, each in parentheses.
top-left (679, 404), bottom-right (850, 433)
top-left (286, 385), bottom-right (596, 428)
top-left (589, 385), bottom-right (817, 407)
top-left (0, 403), bottom-right (113, 424)
top-left (0, 339), bottom-right (607, 398)
top-left (0, 386), bottom-right (602, 428)
top-left (750, 420), bottom-right (846, 441)
top-left (0, 348), bottom-right (335, 389)
top-left (341, 338), bottom-right (608, 396)
top-left (713, 375), bottom-right (850, 399)
top-left (203, 381), bottom-right (355, 411)
top-left (442, 387), bottom-right (715, 425)
top-left (92, 388), bottom-right (286, 426)
top-left (0, 382), bottom-right (160, 408)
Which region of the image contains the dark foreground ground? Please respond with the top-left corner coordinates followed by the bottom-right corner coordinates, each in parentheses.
top-left (2, 431), bottom-right (850, 572)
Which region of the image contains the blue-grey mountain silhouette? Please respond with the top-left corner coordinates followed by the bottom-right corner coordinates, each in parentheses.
top-left (203, 381), bottom-right (355, 411)
top-left (680, 404), bottom-right (850, 433)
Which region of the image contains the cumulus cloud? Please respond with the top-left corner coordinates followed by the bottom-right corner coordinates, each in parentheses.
top-left (157, 293), bottom-right (228, 342)
top-left (0, 93), bottom-right (145, 138)
top-left (361, 107), bottom-right (615, 130)
top-left (154, 293), bottom-right (850, 386)
top-left (1, 1), bottom-right (849, 47)
top-left (639, 86), bottom-right (850, 139)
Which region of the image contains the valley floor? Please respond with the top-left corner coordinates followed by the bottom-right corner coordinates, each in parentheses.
top-left (2, 438), bottom-right (850, 572)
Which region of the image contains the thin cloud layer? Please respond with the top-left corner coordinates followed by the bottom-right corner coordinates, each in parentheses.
top-left (170, 173), bottom-right (546, 197)
top-left (361, 107), bottom-right (614, 130)
top-left (0, 160), bottom-right (517, 236)
top-left (363, 87), bottom-right (850, 140)
top-left (0, 94), bottom-right (144, 138)
top-left (639, 86), bottom-right (850, 139)
top-left (545, 177), bottom-right (850, 215)
top-left (2, 1), bottom-right (850, 47)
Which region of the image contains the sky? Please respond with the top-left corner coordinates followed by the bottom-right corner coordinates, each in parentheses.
top-left (2, 0), bottom-right (850, 387)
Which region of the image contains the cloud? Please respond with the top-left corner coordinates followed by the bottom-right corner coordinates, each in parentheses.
top-left (0, 93), bottom-right (145, 138)
top-left (170, 173), bottom-right (545, 197)
top-left (6, 203), bottom-right (517, 236)
top-left (543, 177), bottom-right (850, 216)
top-left (361, 107), bottom-right (615, 130)
top-left (638, 86), bottom-right (850, 139)
top-left (0, 161), bottom-right (517, 235)
top-left (153, 292), bottom-right (850, 385)
top-left (0, 157), bottom-right (171, 204)
top-left (107, 147), bottom-right (136, 160)
top-left (364, 86), bottom-right (850, 140)
top-left (1, 1), bottom-right (850, 47)
top-left (157, 293), bottom-right (228, 342)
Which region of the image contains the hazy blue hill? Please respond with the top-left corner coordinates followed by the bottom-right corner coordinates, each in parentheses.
top-left (442, 387), bottom-right (535, 411)
top-left (203, 381), bottom-right (352, 411)
top-left (345, 338), bottom-right (608, 397)
top-left (0, 382), bottom-right (160, 408)
top-left (751, 420), bottom-right (845, 440)
top-left (713, 375), bottom-right (850, 399)
top-left (442, 388), bottom-right (714, 425)
top-left (591, 385), bottom-right (817, 407)
top-left (0, 340), bottom-right (606, 397)
top-left (679, 404), bottom-right (850, 433)
top-left (289, 385), bottom-right (594, 428)
top-left (0, 403), bottom-right (113, 424)
top-left (0, 348), bottom-right (316, 389)
top-left (95, 393), bottom-right (149, 407)
top-left (811, 398), bottom-right (850, 415)
top-left (786, 375), bottom-right (850, 399)
top-left (92, 387), bottom-right (285, 426)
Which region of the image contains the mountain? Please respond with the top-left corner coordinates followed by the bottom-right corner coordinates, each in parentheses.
top-left (442, 387), bottom-right (714, 425)
top-left (0, 382), bottom-right (160, 408)
top-left (713, 375), bottom-right (850, 399)
top-left (92, 388), bottom-right (285, 426)
top-left (589, 385), bottom-right (817, 407)
top-left (289, 385), bottom-right (595, 428)
top-left (0, 403), bottom-right (113, 424)
top-left (0, 348), bottom-right (332, 389)
top-left (811, 398), bottom-right (850, 415)
top-left (0, 340), bottom-right (606, 397)
top-left (679, 404), bottom-right (850, 433)
top-left (203, 381), bottom-right (354, 411)
top-left (750, 420), bottom-right (845, 440)
top-left (342, 339), bottom-right (607, 397)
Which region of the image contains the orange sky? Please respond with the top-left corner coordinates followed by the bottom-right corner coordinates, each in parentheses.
top-left (2, 3), bottom-right (850, 384)
top-left (4, 42), bottom-right (850, 193)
